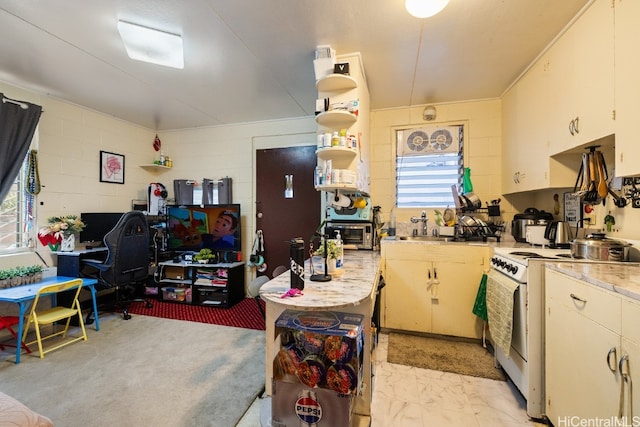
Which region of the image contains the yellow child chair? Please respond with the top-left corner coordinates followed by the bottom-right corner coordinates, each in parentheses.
top-left (22, 279), bottom-right (88, 358)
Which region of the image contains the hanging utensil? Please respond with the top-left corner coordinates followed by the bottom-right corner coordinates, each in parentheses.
top-left (575, 153), bottom-right (589, 198)
top-left (585, 151), bottom-right (599, 203)
top-left (596, 151), bottom-right (608, 200)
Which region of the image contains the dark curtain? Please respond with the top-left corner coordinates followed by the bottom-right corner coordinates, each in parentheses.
top-left (0, 93), bottom-right (43, 203)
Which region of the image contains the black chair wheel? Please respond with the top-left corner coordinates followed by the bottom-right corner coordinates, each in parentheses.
top-left (123, 313), bottom-right (132, 320)
top-left (145, 302), bottom-right (153, 309)
top-left (85, 314), bottom-right (95, 325)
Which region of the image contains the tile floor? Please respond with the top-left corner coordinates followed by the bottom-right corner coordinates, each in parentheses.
top-left (237, 332), bottom-right (548, 426)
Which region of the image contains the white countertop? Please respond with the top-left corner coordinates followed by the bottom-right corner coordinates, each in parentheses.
top-left (547, 262), bottom-right (640, 302)
top-left (259, 250), bottom-right (381, 310)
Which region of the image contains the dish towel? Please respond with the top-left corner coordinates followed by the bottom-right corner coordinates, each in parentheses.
top-left (472, 273), bottom-right (488, 322)
top-left (486, 270), bottom-right (519, 357)
top-left (472, 273), bottom-right (489, 347)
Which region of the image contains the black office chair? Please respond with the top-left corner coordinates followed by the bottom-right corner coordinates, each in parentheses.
top-left (82, 211), bottom-right (152, 320)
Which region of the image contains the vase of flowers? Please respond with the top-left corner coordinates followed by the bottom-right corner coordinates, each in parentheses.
top-left (38, 215), bottom-right (86, 252)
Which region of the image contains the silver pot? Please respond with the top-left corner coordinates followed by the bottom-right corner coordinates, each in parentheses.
top-left (461, 192), bottom-right (482, 210)
top-left (570, 234), bottom-right (631, 262)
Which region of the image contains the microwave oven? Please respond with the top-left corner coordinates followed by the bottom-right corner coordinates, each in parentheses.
top-left (325, 221), bottom-right (375, 250)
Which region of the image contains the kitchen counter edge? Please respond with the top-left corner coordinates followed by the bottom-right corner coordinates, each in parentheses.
top-left (546, 262), bottom-right (640, 302)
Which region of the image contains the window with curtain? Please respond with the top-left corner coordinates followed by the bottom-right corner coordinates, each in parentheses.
top-left (0, 94), bottom-right (43, 253)
top-left (0, 155), bottom-right (31, 250)
top-left (395, 125), bottom-right (464, 208)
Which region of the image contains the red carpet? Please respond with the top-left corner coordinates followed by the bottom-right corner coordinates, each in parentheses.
top-left (127, 298), bottom-right (266, 330)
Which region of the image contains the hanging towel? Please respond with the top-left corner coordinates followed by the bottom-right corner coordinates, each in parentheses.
top-left (486, 270), bottom-right (519, 356)
top-left (463, 167), bottom-right (473, 193)
top-left (472, 273), bottom-right (488, 322)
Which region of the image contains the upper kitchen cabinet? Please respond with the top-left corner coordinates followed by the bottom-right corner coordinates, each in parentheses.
top-left (547, 0), bottom-right (615, 155)
top-left (315, 52), bottom-right (370, 194)
top-left (502, 58), bottom-right (553, 193)
top-left (614, 0), bottom-right (640, 177)
top-left (502, 0), bottom-right (614, 195)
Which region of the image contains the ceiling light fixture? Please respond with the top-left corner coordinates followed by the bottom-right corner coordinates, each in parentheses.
top-left (117, 20), bottom-right (184, 69)
top-left (405, 0), bottom-right (449, 18)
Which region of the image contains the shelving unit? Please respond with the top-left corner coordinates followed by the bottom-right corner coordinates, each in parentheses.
top-left (315, 53), bottom-right (370, 195)
top-left (154, 261), bottom-right (244, 308)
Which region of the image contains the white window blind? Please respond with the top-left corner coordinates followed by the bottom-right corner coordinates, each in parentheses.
top-left (0, 155), bottom-right (31, 251)
top-left (396, 125), bottom-right (463, 208)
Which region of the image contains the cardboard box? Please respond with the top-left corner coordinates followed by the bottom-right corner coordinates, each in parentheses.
top-left (271, 380), bottom-right (353, 427)
top-left (274, 310), bottom-right (364, 395)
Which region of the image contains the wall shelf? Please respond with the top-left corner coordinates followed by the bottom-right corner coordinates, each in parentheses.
top-left (315, 110), bottom-right (357, 128)
top-left (316, 73), bottom-right (357, 92)
top-left (139, 164), bottom-right (171, 171)
top-left (316, 146), bottom-right (358, 161)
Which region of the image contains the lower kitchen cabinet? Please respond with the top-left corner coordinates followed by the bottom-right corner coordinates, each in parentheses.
top-left (381, 242), bottom-right (489, 338)
top-left (545, 268), bottom-right (640, 422)
top-left (155, 261), bottom-right (245, 308)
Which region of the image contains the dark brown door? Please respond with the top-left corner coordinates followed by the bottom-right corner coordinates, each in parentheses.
top-left (255, 146), bottom-right (320, 278)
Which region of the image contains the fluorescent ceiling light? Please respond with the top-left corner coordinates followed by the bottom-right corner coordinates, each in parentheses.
top-left (117, 20), bottom-right (184, 69)
top-left (405, 0), bottom-right (449, 18)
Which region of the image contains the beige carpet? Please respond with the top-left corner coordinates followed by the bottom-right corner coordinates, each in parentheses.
top-left (387, 332), bottom-right (506, 381)
top-left (0, 313), bottom-right (265, 427)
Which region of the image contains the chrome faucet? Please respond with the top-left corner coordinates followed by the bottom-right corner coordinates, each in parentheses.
top-left (410, 210), bottom-right (429, 235)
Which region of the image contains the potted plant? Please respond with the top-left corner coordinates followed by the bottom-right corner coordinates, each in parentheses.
top-left (0, 269), bottom-right (10, 289)
top-left (193, 248), bottom-right (216, 264)
top-left (313, 239), bottom-right (340, 273)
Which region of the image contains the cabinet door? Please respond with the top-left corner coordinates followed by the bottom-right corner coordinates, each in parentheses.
top-left (548, 0), bottom-right (614, 153)
top-left (430, 260), bottom-right (482, 338)
top-left (502, 58), bottom-right (551, 193)
top-left (614, 0), bottom-right (640, 177)
top-left (568, 0), bottom-right (615, 148)
top-left (546, 271), bottom-right (621, 421)
top-left (383, 259), bottom-right (431, 332)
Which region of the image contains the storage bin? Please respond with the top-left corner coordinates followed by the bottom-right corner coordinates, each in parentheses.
top-left (162, 287), bottom-right (187, 302)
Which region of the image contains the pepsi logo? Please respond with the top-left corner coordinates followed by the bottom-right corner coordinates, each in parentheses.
top-left (295, 396), bottom-right (322, 424)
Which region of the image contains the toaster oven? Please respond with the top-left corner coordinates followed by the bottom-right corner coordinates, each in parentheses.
top-left (325, 221), bottom-right (375, 250)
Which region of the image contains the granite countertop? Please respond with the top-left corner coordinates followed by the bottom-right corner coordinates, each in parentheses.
top-left (259, 250), bottom-right (381, 310)
top-left (547, 262), bottom-right (640, 302)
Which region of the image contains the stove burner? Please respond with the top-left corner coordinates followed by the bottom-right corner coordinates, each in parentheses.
top-left (508, 251), bottom-right (561, 260)
top-left (510, 251), bottom-right (544, 258)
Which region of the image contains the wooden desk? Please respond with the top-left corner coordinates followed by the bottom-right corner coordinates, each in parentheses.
top-left (0, 276), bottom-right (99, 363)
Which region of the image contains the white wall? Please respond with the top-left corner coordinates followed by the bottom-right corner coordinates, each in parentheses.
top-left (0, 81), bottom-right (156, 269)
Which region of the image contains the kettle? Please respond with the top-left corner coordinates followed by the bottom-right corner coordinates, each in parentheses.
top-left (544, 221), bottom-right (573, 248)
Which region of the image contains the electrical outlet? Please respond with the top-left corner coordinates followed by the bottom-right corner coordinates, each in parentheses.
top-left (583, 214), bottom-right (598, 228)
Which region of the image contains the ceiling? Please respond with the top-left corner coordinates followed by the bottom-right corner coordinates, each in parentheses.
top-left (0, 0), bottom-right (591, 131)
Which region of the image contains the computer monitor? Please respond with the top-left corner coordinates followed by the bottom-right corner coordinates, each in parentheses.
top-left (79, 212), bottom-right (125, 244)
top-left (166, 204), bottom-right (241, 252)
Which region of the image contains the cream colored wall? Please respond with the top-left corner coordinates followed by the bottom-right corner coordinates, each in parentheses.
top-left (157, 120), bottom-right (317, 269)
top-left (369, 99), bottom-right (503, 233)
top-left (0, 81), bottom-right (156, 269)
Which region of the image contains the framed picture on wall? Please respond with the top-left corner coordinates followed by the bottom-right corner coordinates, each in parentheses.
top-left (100, 151), bottom-right (125, 184)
